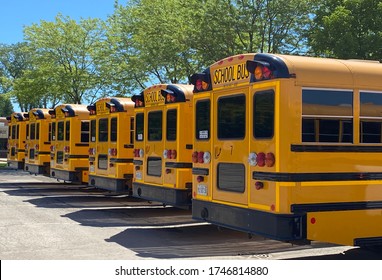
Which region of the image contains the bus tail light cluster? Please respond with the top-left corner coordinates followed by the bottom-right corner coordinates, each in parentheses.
top-left (50, 145), bottom-right (55, 152)
top-left (35, 144), bottom-right (39, 150)
top-left (64, 146), bottom-right (70, 153)
top-left (88, 148), bottom-right (96, 155)
top-left (133, 148), bottom-right (144, 158)
top-left (108, 148), bottom-right (117, 156)
top-left (192, 151), bottom-right (211, 164)
top-left (163, 149), bottom-right (177, 159)
top-left (248, 152), bottom-right (275, 167)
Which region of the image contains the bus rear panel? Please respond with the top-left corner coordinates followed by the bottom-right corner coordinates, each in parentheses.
top-left (191, 53), bottom-right (382, 247)
top-left (87, 97), bottom-right (135, 193)
top-left (49, 104), bottom-right (90, 184)
top-left (132, 84), bottom-right (194, 208)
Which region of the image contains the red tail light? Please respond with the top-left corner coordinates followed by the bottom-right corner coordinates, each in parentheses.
top-left (192, 151), bottom-right (198, 163)
top-left (64, 146), bottom-right (70, 153)
top-left (257, 152), bottom-right (265, 167)
top-left (265, 152), bottom-right (275, 167)
top-left (170, 149), bottom-right (177, 159)
top-left (198, 151), bottom-right (204, 163)
top-left (35, 144), bottom-right (39, 150)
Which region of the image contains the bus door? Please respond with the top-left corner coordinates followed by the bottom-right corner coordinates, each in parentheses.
top-left (145, 107), bottom-right (164, 186)
top-left (211, 87), bottom-right (249, 206)
top-left (248, 83), bottom-right (278, 212)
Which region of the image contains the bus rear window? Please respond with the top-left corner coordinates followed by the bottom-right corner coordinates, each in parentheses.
top-left (65, 121), bottom-right (70, 141)
top-left (81, 121), bottom-right (90, 143)
top-left (166, 109), bottom-right (177, 141)
top-left (110, 117), bottom-right (117, 142)
top-left (254, 90), bottom-right (274, 139)
top-left (196, 100), bottom-right (210, 140)
top-left (148, 111), bottom-right (162, 141)
top-left (90, 120), bottom-right (96, 142)
top-left (99, 118), bottom-right (108, 142)
top-left (30, 123), bottom-right (36, 140)
top-left (57, 121), bottom-right (64, 141)
top-left (135, 113), bottom-right (144, 141)
top-left (218, 95), bottom-right (245, 139)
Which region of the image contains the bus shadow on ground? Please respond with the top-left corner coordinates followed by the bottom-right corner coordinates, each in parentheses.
top-left (105, 224), bottom-right (318, 259)
top-left (22, 193), bottom-right (152, 209)
top-left (62, 206), bottom-right (193, 227)
top-left (286, 247), bottom-right (382, 260)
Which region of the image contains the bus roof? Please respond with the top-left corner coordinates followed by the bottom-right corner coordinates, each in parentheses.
top-left (132, 84), bottom-right (194, 108)
top-left (191, 53), bottom-right (382, 92)
top-left (87, 97), bottom-right (134, 115)
top-left (50, 104), bottom-right (89, 118)
top-left (28, 108), bottom-right (51, 120)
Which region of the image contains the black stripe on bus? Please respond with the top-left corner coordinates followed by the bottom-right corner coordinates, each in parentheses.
top-left (165, 162), bottom-right (192, 168)
top-left (291, 144), bottom-right (382, 152)
top-left (192, 168), bottom-right (209, 175)
top-left (36, 151), bottom-right (51, 155)
top-left (253, 171), bottom-right (382, 182)
top-left (124, 144), bottom-right (134, 149)
top-left (133, 160), bottom-right (143, 166)
top-left (291, 201), bottom-right (382, 213)
top-left (75, 143), bottom-right (89, 147)
top-left (67, 155), bottom-right (89, 159)
top-left (109, 158), bottom-right (133, 163)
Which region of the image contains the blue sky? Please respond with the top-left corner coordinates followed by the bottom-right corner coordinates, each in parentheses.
top-left (0, 0), bottom-right (119, 44)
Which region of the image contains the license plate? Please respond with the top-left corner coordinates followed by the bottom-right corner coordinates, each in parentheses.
top-left (89, 165), bottom-right (95, 173)
top-left (135, 171), bottom-right (142, 180)
top-left (197, 184), bottom-right (208, 196)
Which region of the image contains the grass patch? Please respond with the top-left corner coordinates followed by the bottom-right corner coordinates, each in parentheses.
top-left (0, 162), bottom-right (7, 168)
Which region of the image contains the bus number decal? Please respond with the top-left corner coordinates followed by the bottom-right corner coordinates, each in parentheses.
top-left (199, 130), bottom-right (209, 139)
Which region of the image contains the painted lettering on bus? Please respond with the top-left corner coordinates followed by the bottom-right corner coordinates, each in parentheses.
top-left (145, 90), bottom-right (165, 105)
top-left (213, 63), bottom-right (250, 85)
top-left (96, 102), bottom-right (109, 115)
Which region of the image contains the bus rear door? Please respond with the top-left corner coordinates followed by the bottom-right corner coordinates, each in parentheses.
top-left (212, 87), bottom-right (249, 206)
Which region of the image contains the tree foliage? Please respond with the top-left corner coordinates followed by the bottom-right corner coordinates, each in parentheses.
top-left (24, 14), bottom-right (107, 105)
top-left (0, 94), bottom-right (13, 117)
top-left (309, 0), bottom-right (382, 59)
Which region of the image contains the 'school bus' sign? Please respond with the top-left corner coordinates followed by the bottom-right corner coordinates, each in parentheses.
top-left (144, 89), bottom-right (165, 106)
top-left (211, 61), bottom-right (250, 88)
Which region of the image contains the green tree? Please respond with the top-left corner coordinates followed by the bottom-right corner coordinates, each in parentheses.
top-left (24, 14), bottom-right (108, 104)
top-left (0, 43), bottom-right (36, 111)
top-left (0, 94), bottom-right (13, 116)
top-left (309, 0), bottom-right (382, 59)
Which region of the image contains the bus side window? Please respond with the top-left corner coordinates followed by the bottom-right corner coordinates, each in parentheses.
top-left (360, 91), bottom-right (382, 143)
top-left (302, 89), bottom-right (353, 143)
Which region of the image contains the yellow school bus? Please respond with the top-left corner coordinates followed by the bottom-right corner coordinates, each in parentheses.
top-left (24, 108), bottom-right (52, 176)
top-left (49, 104), bottom-right (90, 183)
top-left (87, 97), bottom-right (135, 193)
top-left (190, 53), bottom-right (382, 247)
top-left (6, 112), bottom-right (28, 169)
top-left (131, 84), bottom-right (194, 208)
